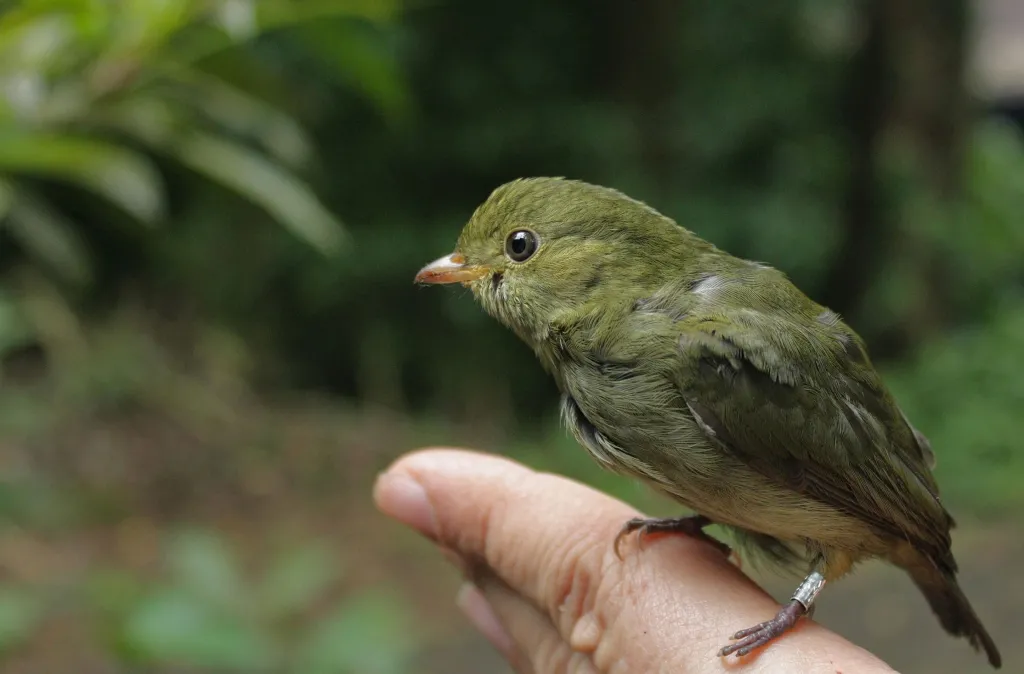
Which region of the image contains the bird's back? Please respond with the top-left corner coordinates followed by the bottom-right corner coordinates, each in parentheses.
top-left (552, 250), bottom-right (954, 572)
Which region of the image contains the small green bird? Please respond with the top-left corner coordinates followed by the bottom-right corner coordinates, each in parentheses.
top-left (415, 177), bottom-right (1001, 667)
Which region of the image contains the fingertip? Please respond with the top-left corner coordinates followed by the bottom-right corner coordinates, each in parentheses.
top-left (374, 447), bottom-right (539, 541)
top-left (373, 470), bottom-right (438, 538)
top-left (383, 447), bottom-right (535, 482)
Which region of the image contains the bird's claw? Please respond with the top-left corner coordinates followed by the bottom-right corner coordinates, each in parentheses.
top-left (718, 599), bottom-right (806, 658)
top-left (613, 515), bottom-right (731, 559)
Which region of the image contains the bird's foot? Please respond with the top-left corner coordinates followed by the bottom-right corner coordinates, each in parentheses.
top-left (613, 515), bottom-right (731, 559)
top-left (718, 599), bottom-right (806, 658)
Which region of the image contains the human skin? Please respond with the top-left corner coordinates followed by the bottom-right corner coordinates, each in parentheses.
top-left (373, 448), bottom-right (898, 674)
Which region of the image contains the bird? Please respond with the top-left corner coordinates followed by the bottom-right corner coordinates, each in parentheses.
top-left (414, 177), bottom-right (1001, 668)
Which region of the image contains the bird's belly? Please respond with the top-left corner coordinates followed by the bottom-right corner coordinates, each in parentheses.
top-left (643, 438), bottom-right (879, 551)
top-left (657, 471), bottom-right (878, 553)
top-left (561, 391), bottom-right (876, 552)
top-left (559, 362), bottom-right (886, 557)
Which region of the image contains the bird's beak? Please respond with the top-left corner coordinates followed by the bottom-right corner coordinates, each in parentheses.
top-left (414, 253), bottom-right (489, 285)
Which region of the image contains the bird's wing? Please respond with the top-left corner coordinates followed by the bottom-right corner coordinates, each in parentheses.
top-left (670, 306), bottom-right (953, 565)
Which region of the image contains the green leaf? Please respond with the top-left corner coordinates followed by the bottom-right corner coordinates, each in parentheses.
top-left (0, 3), bottom-right (82, 59)
top-left (123, 588), bottom-right (277, 670)
top-left (0, 131), bottom-right (164, 223)
top-left (0, 177), bottom-right (12, 218)
top-left (253, 0), bottom-right (402, 30)
top-left (3, 187), bottom-right (92, 285)
top-left (88, 95), bottom-right (180, 147)
top-left (293, 589), bottom-right (416, 674)
top-left (158, 0), bottom-right (401, 69)
top-left (0, 586), bottom-right (45, 653)
top-left (192, 42), bottom-right (307, 117)
top-left (257, 543), bottom-right (338, 620)
top-left (297, 20), bottom-right (412, 124)
top-left (104, 0), bottom-right (202, 58)
top-left (169, 132), bottom-right (345, 254)
top-left (161, 66), bottom-right (313, 166)
top-left (165, 529), bottom-right (245, 613)
top-left (0, 288), bottom-right (35, 358)
top-left (215, 0), bottom-right (258, 40)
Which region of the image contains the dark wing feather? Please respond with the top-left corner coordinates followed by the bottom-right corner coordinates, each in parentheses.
top-left (672, 308), bottom-right (955, 568)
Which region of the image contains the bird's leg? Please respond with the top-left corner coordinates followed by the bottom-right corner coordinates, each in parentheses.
top-left (718, 570), bottom-right (827, 658)
top-left (614, 514), bottom-right (731, 559)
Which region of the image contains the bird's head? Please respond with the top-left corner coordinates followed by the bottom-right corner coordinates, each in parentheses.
top-left (415, 177), bottom-right (706, 346)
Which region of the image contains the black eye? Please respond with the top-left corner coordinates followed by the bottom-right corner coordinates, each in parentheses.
top-left (505, 229), bottom-right (539, 262)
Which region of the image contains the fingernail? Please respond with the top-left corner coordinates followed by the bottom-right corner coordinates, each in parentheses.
top-left (456, 582), bottom-right (516, 660)
top-left (374, 473), bottom-right (437, 538)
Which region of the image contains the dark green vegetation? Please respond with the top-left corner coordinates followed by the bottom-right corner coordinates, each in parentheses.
top-left (0, 0), bottom-right (1021, 672)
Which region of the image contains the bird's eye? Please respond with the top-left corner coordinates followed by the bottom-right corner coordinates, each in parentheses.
top-left (505, 229), bottom-right (539, 262)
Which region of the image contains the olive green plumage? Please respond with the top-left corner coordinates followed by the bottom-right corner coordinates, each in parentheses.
top-left (431, 177), bottom-right (1001, 667)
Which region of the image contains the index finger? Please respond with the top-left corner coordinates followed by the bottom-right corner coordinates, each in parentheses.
top-left (375, 448), bottom-right (727, 618)
top-left (374, 448), bottom-right (896, 673)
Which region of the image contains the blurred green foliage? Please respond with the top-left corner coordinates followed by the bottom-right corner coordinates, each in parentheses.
top-left (104, 529), bottom-right (415, 673)
top-left (886, 296), bottom-right (1024, 513)
top-left (0, 0), bottom-right (1022, 671)
top-left (0, 0), bottom-right (404, 358)
top-left (0, 528), bottom-right (416, 673)
top-left (0, 586), bottom-right (44, 653)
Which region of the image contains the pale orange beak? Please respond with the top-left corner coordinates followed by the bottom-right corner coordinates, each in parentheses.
top-left (414, 253), bottom-right (489, 285)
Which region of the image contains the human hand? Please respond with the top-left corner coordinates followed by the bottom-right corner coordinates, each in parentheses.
top-left (373, 448), bottom-right (896, 673)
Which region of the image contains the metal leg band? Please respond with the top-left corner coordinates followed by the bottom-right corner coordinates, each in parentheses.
top-left (791, 570), bottom-right (826, 610)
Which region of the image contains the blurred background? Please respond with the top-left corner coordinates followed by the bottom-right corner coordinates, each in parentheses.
top-left (0, 0), bottom-right (1021, 672)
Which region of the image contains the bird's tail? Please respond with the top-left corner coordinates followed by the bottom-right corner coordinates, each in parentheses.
top-left (908, 560), bottom-right (1002, 669)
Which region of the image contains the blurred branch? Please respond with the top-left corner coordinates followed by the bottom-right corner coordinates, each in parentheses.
top-left (885, 0), bottom-right (970, 345)
top-left (604, 0), bottom-right (679, 192)
top-left (823, 0), bottom-right (971, 354)
top-left (821, 0), bottom-right (892, 320)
